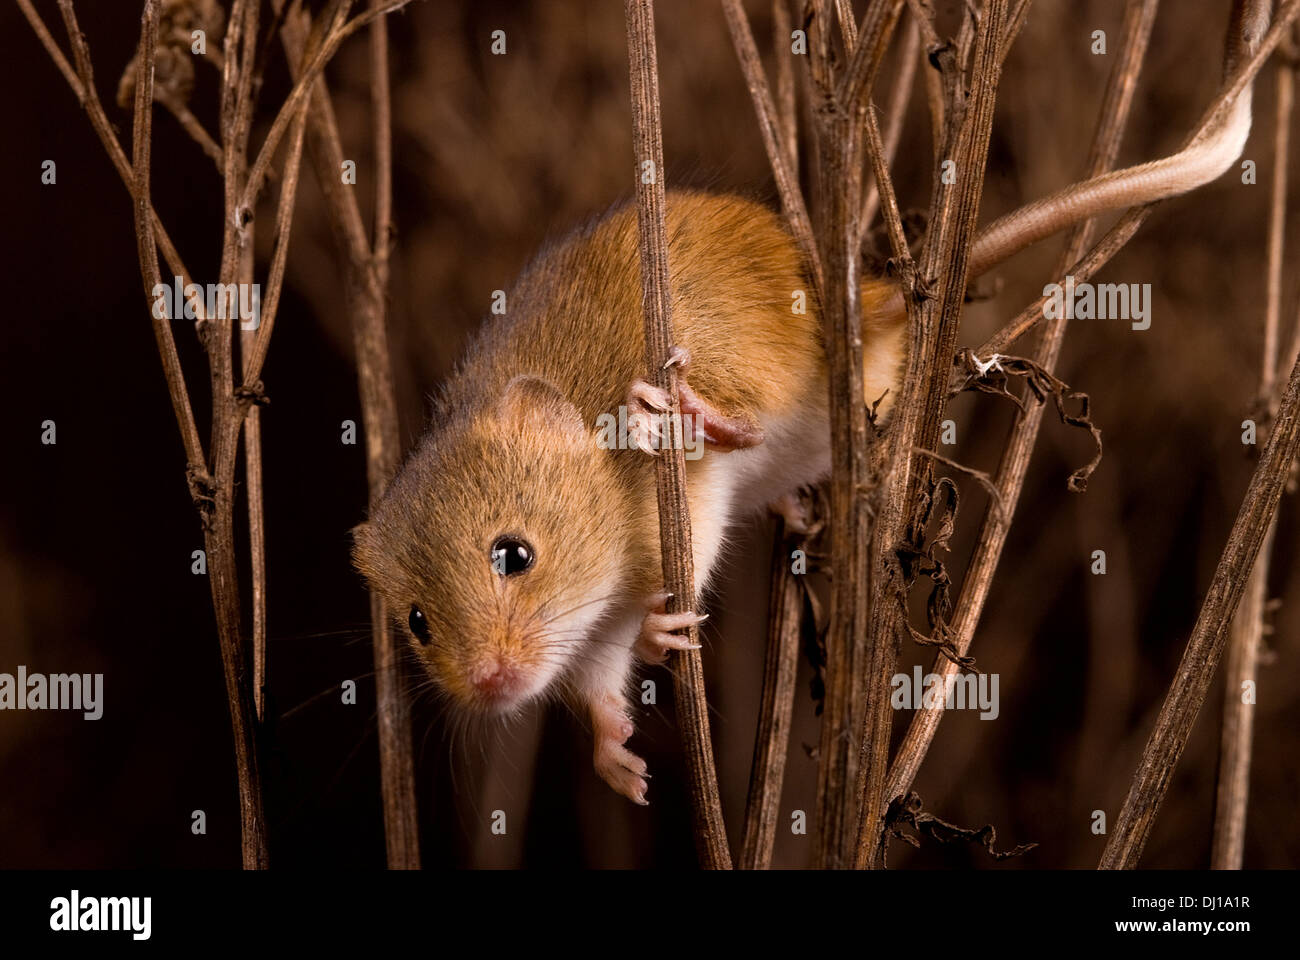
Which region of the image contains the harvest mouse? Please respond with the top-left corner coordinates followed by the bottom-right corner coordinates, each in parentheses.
top-left (352, 191), bottom-right (908, 803)
top-left (352, 56), bottom-right (1257, 796)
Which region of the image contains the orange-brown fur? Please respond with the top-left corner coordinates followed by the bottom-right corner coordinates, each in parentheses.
top-left (352, 191), bottom-right (907, 800)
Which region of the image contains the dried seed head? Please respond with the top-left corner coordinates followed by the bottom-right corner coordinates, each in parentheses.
top-left (115, 0), bottom-right (225, 110)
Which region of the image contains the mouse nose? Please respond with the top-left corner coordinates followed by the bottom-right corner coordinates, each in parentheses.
top-left (468, 658), bottom-right (521, 699)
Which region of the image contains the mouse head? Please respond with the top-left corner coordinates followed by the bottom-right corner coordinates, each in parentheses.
top-left (353, 375), bottom-right (628, 716)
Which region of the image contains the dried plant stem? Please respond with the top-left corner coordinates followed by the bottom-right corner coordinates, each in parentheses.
top-left (130, 0), bottom-right (269, 869)
top-left (157, 89), bottom-right (225, 169)
top-left (239, 246), bottom-right (267, 724)
top-left (626, 0), bottom-right (731, 870)
top-left (1211, 523), bottom-right (1276, 867)
top-left (806, 0), bottom-right (906, 871)
top-left (773, 0), bottom-right (798, 178)
top-left (274, 0), bottom-right (421, 870)
top-left (850, 0), bottom-right (1008, 871)
top-left (1101, 343), bottom-right (1300, 868)
top-left (740, 520), bottom-right (806, 869)
top-left (813, 104), bottom-right (870, 870)
top-left (18, 0), bottom-right (204, 325)
top-left (365, 0), bottom-right (419, 872)
top-left (1211, 48), bottom-right (1294, 870)
top-left (888, 0), bottom-right (1158, 807)
top-left (859, 14), bottom-right (919, 244)
top-left (721, 0), bottom-right (824, 298)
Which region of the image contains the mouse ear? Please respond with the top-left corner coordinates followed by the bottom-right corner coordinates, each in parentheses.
top-left (496, 375), bottom-right (587, 444)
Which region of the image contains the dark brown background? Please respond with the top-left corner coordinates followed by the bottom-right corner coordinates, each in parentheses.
top-left (1, 0), bottom-right (1296, 868)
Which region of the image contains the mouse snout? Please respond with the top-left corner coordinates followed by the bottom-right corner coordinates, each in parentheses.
top-left (466, 656), bottom-right (526, 705)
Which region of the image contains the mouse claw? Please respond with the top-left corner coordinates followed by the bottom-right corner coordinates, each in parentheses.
top-left (591, 694), bottom-right (650, 804)
top-left (594, 740), bottom-right (650, 805)
top-left (626, 379), bottom-right (672, 457)
top-left (662, 345), bottom-right (691, 370)
top-left (635, 608), bottom-right (708, 665)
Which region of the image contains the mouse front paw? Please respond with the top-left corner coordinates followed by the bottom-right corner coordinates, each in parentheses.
top-left (591, 694), bottom-right (649, 805)
top-left (625, 379), bottom-right (673, 456)
top-left (634, 590), bottom-right (705, 664)
top-left (623, 346), bottom-right (764, 457)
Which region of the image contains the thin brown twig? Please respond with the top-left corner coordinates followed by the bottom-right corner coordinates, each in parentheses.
top-left (859, 14), bottom-right (919, 244)
top-left (238, 248), bottom-right (267, 725)
top-left (888, 0), bottom-right (1159, 815)
top-left (273, 0), bottom-right (422, 870)
top-left (721, 0), bottom-right (824, 299)
top-left (863, 101), bottom-right (912, 274)
top-left (999, 0), bottom-right (1035, 63)
top-left (1211, 44), bottom-right (1295, 871)
top-left (773, 0), bottom-right (799, 180)
top-left (850, 0), bottom-right (1009, 871)
top-left (1100, 331), bottom-right (1300, 869)
top-left (366, 0), bottom-right (420, 871)
top-left (241, 105), bottom-right (310, 388)
top-left (809, 0), bottom-right (906, 873)
top-left (740, 517), bottom-right (808, 869)
top-left (126, 0), bottom-right (206, 479)
top-left (238, 92), bottom-right (313, 729)
top-left (371, 0), bottom-right (394, 289)
top-left (156, 88), bottom-right (226, 169)
top-left (837, 0), bottom-right (859, 54)
top-left (626, 0), bottom-right (732, 870)
top-left (19, 0), bottom-right (203, 323)
top-left (837, 0), bottom-right (904, 109)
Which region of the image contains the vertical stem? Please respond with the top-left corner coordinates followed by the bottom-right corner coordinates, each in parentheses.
top-left (810, 0), bottom-right (905, 873)
top-left (814, 110), bottom-right (869, 870)
top-left (240, 242), bottom-right (267, 724)
top-left (884, 0), bottom-right (1159, 808)
top-left (851, 0), bottom-right (1008, 871)
top-left (129, 0), bottom-right (268, 869)
top-left (625, 0), bottom-right (732, 869)
top-left (740, 519), bottom-right (806, 869)
top-left (274, 0), bottom-right (420, 869)
top-left (371, 1), bottom-right (394, 287)
top-left (1211, 522), bottom-right (1275, 867)
top-left (1101, 345), bottom-right (1300, 869)
top-left (721, 0), bottom-right (824, 298)
top-left (1211, 49), bottom-right (1294, 870)
top-left (859, 15), bottom-right (919, 243)
top-left (366, 2), bottom-right (419, 870)
top-left (773, 0), bottom-right (799, 179)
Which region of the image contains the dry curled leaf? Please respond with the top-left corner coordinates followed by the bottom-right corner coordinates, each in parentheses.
top-left (952, 347), bottom-right (1104, 491)
top-left (883, 791), bottom-right (1038, 865)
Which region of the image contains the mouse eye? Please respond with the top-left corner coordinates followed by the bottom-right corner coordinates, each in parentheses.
top-left (408, 605), bottom-right (431, 644)
top-left (490, 536), bottom-right (535, 577)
